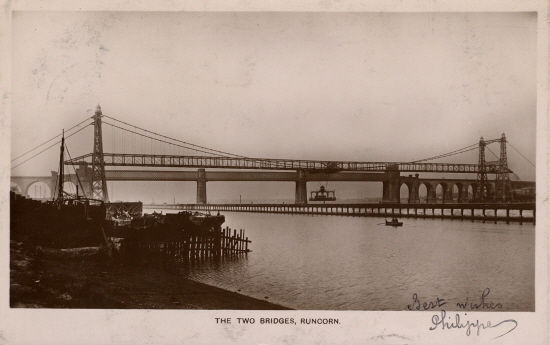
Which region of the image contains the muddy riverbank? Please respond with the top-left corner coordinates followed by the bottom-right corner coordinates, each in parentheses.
top-left (10, 241), bottom-right (290, 310)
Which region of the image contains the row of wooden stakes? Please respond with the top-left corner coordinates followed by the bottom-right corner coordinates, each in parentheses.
top-left (115, 226), bottom-right (251, 261)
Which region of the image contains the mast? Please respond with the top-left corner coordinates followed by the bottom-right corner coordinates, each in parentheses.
top-left (57, 129), bottom-right (65, 200)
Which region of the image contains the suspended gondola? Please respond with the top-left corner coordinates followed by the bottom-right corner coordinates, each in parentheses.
top-left (309, 185), bottom-right (336, 203)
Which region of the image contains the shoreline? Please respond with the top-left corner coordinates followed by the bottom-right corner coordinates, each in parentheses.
top-left (10, 242), bottom-right (291, 310)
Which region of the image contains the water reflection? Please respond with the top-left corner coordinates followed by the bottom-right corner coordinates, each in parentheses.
top-left (164, 254), bottom-right (249, 275)
top-left (146, 211), bottom-right (535, 311)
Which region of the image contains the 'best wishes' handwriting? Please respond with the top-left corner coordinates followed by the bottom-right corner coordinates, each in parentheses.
top-left (408, 288), bottom-right (502, 311)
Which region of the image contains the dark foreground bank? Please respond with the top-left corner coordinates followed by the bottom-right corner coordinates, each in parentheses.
top-left (10, 241), bottom-right (290, 310)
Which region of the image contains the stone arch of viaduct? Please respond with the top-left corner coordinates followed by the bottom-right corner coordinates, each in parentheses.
top-left (10, 164), bottom-right (92, 198)
top-left (12, 165), bottom-right (520, 204)
top-left (10, 176), bottom-right (55, 197)
top-left (398, 176), bottom-right (493, 204)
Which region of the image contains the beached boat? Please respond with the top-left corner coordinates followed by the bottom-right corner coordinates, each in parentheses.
top-left (11, 131), bottom-right (107, 248)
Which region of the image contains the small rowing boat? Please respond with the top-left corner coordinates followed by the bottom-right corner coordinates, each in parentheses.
top-left (385, 219), bottom-right (403, 227)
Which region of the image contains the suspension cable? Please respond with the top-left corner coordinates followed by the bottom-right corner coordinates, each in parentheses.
top-left (409, 143), bottom-right (478, 163)
top-left (11, 124), bottom-right (92, 170)
top-left (507, 141), bottom-right (536, 168)
top-left (485, 146), bottom-right (500, 160)
top-left (11, 117), bottom-right (92, 162)
top-left (102, 114), bottom-right (247, 158)
top-left (103, 121), bottom-right (231, 156)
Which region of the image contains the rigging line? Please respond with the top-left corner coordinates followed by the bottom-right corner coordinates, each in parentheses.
top-left (102, 114), bottom-right (247, 158)
top-left (102, 121), bottom-right (228, 156)
top-left (64, 142), bottom-right (86, 195)
top-left (11, 124), bottom-right (92, 170)
top-left (507, 141), bottom-right (536, 168)
top-left (410, 145), bottom-right (479, 163)
top-left (11, 117), bottom-right (92, 162)
top-left (52, 137), bottom-right (63, 200)
top-left (52, 170), bottom-right (58, 201)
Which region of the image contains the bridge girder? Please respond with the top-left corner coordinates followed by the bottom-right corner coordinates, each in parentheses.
top-left (103, 170), bottom-right (389, 182)
top-left (66, 153), bottom-right (495, 173)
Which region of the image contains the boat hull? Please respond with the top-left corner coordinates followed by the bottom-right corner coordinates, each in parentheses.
top-left (385, 221), bottom-right (403, 227)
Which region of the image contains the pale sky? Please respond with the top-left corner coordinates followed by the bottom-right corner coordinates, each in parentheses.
top-left (10, 12), bottom-right (537, 201)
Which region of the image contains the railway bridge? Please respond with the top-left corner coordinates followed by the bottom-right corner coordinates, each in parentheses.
top-left (11, 164), bottom-right (535, 204)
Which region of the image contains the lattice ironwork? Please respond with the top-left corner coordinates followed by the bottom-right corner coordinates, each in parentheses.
top-left (91, 105), bottom-right (109, 201)
top-left (476, 133), bottom-right (511, 202)
top-left (67, 153), bottom-right (487, 173)
top-left (476, 137), bottom-right (488, 201)
top-left (495, 133), bottom-right (511, 201)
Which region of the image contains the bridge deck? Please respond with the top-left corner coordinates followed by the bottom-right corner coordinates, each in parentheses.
top-left (104, 170), bottom-right (388, 181)
top-left (66, 153), bottom-right (492, 173)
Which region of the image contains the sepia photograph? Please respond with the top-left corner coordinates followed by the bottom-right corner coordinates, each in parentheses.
top-left (2, 2), bottom-right (549, 344)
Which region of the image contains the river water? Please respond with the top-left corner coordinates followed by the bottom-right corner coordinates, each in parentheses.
top-left (150, 210), bottom-right (535, 311)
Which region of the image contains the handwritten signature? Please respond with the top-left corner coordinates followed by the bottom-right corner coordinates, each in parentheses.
top-left (429, 310), bottom-right (517, 339)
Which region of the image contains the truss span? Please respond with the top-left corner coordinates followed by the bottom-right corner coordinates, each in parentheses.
top-left (104, 170), bottom-right (390, 181)
top-left (66, 153), bottom-right (498, 173)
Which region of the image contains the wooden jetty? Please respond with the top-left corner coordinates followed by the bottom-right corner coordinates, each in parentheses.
top-left (112, 226), bottom-right (251, 262)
